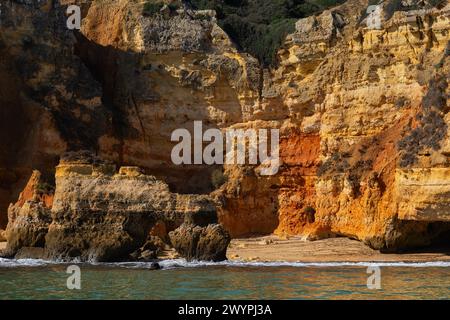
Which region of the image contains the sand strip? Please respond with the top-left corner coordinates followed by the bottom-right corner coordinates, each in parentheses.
top-left (227, 236), bottom-right (450, 263)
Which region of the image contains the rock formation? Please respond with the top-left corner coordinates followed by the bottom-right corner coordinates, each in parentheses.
top-left (3, 152), bottom-right (229, 261)
top-left (0, 0), bottom-right (449, 254)
top-left (169, 209), bottom-right (231, 261)
top-left (4, 170), bottom-right (53, 256)
top-left (169, 223), bottom-right (230, 262)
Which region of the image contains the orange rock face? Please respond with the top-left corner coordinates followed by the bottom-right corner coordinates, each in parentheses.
top-left (13, 171), bottom-right (54, 210)
top-left (4, 170), bottom-right (54, 255)
top-left (1, 0), bottom-right (450, 251)
top-left (216, 132), bottom-right (320, 237)
top-left (275, 133), bottom-right (320, 235)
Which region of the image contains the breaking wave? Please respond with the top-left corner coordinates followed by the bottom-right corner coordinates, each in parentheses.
top-left (2, 257), bottom-right (450, 269)
top-left (123, 259), bottom-right (450, 270)
top-left (0, 258), bottom-right (57, 268)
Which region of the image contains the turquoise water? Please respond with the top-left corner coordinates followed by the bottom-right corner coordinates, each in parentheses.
top-left (0, 259), bottom-right (449, 299)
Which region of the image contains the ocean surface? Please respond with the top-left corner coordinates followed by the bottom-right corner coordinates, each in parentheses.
top-left (0, 258), bottom-right (449, 299)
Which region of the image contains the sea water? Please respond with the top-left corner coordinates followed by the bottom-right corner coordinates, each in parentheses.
top-left (0, 258), bottom-right (449, 299)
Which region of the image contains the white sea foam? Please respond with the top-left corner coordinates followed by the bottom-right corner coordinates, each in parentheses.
top-left (155, 259), bottom-right (450, 269)
top-left (0, 257), bottom-right (54, 268)
top-left (2, 257), bottom-right (450, 269)
top-left (74, 259), bottom-right (450, 270)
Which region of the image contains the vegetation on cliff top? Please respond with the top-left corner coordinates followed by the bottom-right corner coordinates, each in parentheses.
top-left (188, 0), bottom-right (346, 66)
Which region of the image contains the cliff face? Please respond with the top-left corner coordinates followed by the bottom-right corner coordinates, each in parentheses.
top-left (282, 1), bottom-right (450, 250)
top-left (217, 0), bottom-right (450, 250)
top-left (1, 0), bottom-right (449, 251)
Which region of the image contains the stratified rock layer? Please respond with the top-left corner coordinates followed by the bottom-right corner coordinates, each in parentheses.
top-left (4, 154), bottom-right (228, 262)
top-left (0, 0), bottom-right (449, 252)
top-left (396, 168), bottom-right (450, 221)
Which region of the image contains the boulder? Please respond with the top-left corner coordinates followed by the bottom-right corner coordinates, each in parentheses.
top-left (149, 262), bottom-right (161, 270)
top-left (129, 236), bottom-right (165, 261)
top-left (5, 201), bottom-right (52, 256)
top-left (169, 223), bottom-right (231, 262)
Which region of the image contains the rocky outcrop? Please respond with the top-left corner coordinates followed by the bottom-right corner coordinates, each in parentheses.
top-left (0, 0), bottom-right (449, 253)
top-left (44, 156), bottom-right (169, 261)
top-left (169, 223), bottom-right (230, 262)
top-left (3, 153), bottom-right (229, 261)
top-left (3, 171), bottom-right (53, 257)
top-left (129, 236), bottom-right (167, 262)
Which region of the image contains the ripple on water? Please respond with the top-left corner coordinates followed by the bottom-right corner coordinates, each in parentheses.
top-left (1, 258), bottom-right (450, 299)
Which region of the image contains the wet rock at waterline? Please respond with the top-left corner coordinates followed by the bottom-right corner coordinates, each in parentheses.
top-left (169, 223), bottom-right (231, 262)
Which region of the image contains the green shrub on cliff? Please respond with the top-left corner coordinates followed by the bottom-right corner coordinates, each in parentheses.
top-left (188, 0), bottom-right (346, 66)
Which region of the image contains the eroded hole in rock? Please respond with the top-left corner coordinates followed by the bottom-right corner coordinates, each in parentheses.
top-left (378, 220), bottom-right (450, 254)
top-left (426, 222), bottom-right (450, 251)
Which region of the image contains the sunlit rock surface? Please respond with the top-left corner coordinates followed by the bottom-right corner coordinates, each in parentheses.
top-left (0, 0), bottom-right (449, 252)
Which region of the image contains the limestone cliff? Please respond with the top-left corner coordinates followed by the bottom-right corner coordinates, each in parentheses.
top-left (0, 0), bottom-right (449, 252)
top-left (3, 152), bottom-right (229, 261)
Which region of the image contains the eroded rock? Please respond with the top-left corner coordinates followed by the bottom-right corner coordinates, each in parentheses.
top-left (169, 223), bottom-right (231, 262)
top-left (4, 153), bottom-right (229, 262)
top-left (0, 0), bottom-right (449, 254)
top-left (4, 171), bottom-right (53, 257)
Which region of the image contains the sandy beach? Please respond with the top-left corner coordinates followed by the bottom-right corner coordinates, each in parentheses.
top-left (227, 236), bottom-right (450, 263)
top-left (2, 237), bottom-right (450, 263)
